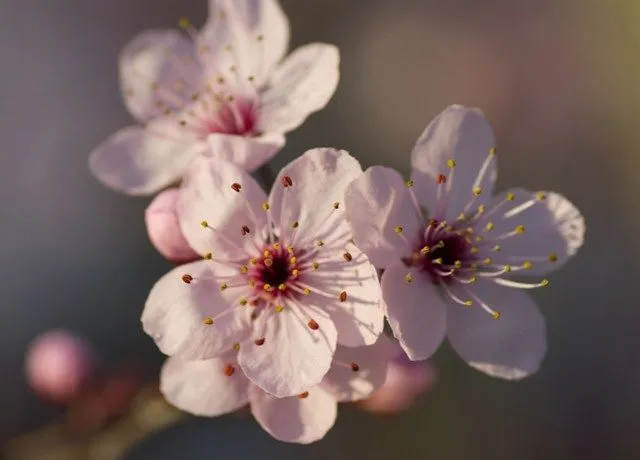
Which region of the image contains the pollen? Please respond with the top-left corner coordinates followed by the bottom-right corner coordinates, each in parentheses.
top-left (536, 191), bottom-right (547, 201)
top-left (203, 317), bottom-right (214, 325)
top-left (303, 288), bottom-right (311, 295)
top-left (483, 258), bottom-right (493, 265)
top-left (282, 176), bottom-right (293, 187)
top-left (178, 17), bottom-right (191, 29)
top-left (239, 298), bottom-right (248, 306)
top-left (308, 319), bottom-right (319, 330)
top-left (240, 265), bottom-right (248, 274)
top-left (231, 183), bottom-right (242, 192)
top-left (420, 246), bottom-right (430, 256)
top-left (182, 274), bottom-right (193, 284)
top-left (290, 256), bottom-right (297, 264)
top-left (463, 300), bottom-right (473, 307)
top-left (489, 147), bottom-right (497, 156)
top-left (523, 261), bottom-right (533, 270)
top-left (316, 240), bottom-right (324, 247)
top-left (200, 221), bottom-right (209, 228)
top-left (312, 261), bottom-right (320, 270)
top-left (250, 258), bottom-right (258, 265)
top-left (272, 242), bottom-right (281, 250)
top-left (339, 291), bottom-right (348, 302)
top-left (432, 258), bottom-right (443, 265)
top-left (263, 283), bottom-right (273, 291)
top-left (541, 279), bottom-right (550, 287)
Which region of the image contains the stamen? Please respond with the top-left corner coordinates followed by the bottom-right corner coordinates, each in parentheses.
top-left (182, 274), bottom-right (193, 284)
top-left (202, 317), bottom-right (214, 325)
top-left (282, 176), bottom-right (293, 188)
top-left (241, 225), bottom-right (250, 235)
top-left (307, 319), bottom-right (319, 330)
top-left (231, 183), bottom-right (242, 192)
top-left (350, 362), bottom-right (360, 372)
top-left (254, 338), bottom-right (265, 346)
top-left (343, 251), bottom-right (353, 262)
top-left (339, 291), bottom-right (348, 302)
top-left (297, 391), bottom-right (309, 399)
top-left (492, 278), bottom-right (550, 289)
top-left (223, 364), bottom-right (235, 376)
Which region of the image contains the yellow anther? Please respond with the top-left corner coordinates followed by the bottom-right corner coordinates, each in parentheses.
top-left (454, 260), bottom-right (463, 269)
top-left (200, 221), bottom-right (209, 228)
top-left (404, 274), bottom-right (413, 284)
top-left (178, 17), bottom-right (191, 29)
top-left (233, 342), bottom-right (241, 352)
top-left (491, 311), bottom-right (502, 320)
top-left (447, 159), bottom-right (456, 168)
top-left (472, 186), bottom-right (483, 196)
top-left (203, 317), bottom-right (214, 325)
top-left (274, 304), bottom-right (284, 313)
top-left (333, 202), bottom-right (340, 209)
top-left (420, 246), bottom-right (430, 256)
top-left (536, 191), bottom-right (546, 201)
top-left (278, 283), bottom-right (287, 292)
top-left (491, 245), bottom-right (501, 252)
top-left (433, 258), bottom-right (443, 265)
top-left (477, 205), bottom-right (486, 214)
top-left (262, 202), bottom-right (270, 211)
top-left (540, 279), bottom-right (550, 287)
top-left (405, 179), bottom-right (414, 187)
top-left (287, 246), bottom-right (294, 254)
top-left (522, 261), bottom-right (533, 270)
top-left (475, 235), bottom-right (484, 243)
top-left (249, 258), bottom-right (258, 265)
top-left (394, 226), bottom-right (403, 234)
top-left (468, 276), bottom-right (478, 284)
top-left (457, 213), bottom-right (467, 221)
top-left (290, 256), bottom-right (297, 264)
top-left (489, 147), bottom-right (497, 156)
top-left (515, 225), bottom-right (525, 234)
top-left (292, 221), bottom-right (299, 228)
top-left (219, 283), bottom-right (228, 291)
top-left (503, 265), bottom-right (512, 273)
top-left (240, 265), bottom-right (248, 274)
top-left (463, 300), bottom-right (473, 307)
top-left (249, 279), bottom-right (256, 287)
top-left (264, 258), bottom-right (273, 267)
top-left (203, 252), bottom-right (213, 260)
top-left (303, 288), bottom-right (311, 295)
top-left (291, 269), bottom-right (300, 277)
top-left (263, 283), bottom-right (273, 291)
top-left (548, 252), bottom-right (558, 263)
top-left (312, 261), bottom-right (320, 270)
top-left (435, 240), bottom-right (445, 249)
top-left (272, 242), bottom-right (281, 250)
top-left (239, 298), bottom-right (248, 306)
top-left (483, 258), bottom-right (493, 265)
top-left (506, 192), bottom-right (515, 201)
top-left (263, 250), bottom-right (272, 258)
top-left (485, 222), bottom-right (494, 231)
top-left (316, 240), bottom-right (324, 247)
top-left (470, 247), bottom-right (479, 255)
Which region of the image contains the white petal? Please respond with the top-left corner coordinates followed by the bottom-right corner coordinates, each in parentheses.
top-left (308, 243), bottom-right (384, 347)
top-left (89, 119), bottom-right (204, 196)
top-left (249, 383), bottom-right (337, 444)
top-left (204, 132), bottom-right (285, 172)
top-left (268, 148), bottom-right (362, 246)
top-left (141, 261), bottom-right (252, 359)
top-left (259, 44), bottom-right (340, 134)
top-left (381, 263), bottom-right (448, 361)
top-left (480, 188), bottom-right (585, 276)
top-left (238, 304), bottom-right (337, 398)
top-left (447, 280), bottom-right (547, 380)
top-left (320, 338), bottom-right (392, 402)
top-left (119, 29), bottom-right (201, 123)
top-left (160, 353), bottom-right (249, 416)
top-left (345, 166), bottom-right (423, 268)
top-left (411, 105), bottom-right (497, 221)
top-left (203, 0), bottom-right (289, 84)
top-left (177, 157), bottom-right (268, 258)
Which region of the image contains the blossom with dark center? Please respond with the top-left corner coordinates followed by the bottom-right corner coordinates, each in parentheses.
top-left (160, 338), bottom-right (390, 444)
top-left (344, 105), bottom-right (585, 379)
top-left (89, 0), bottom-right (339, 195)
top-left (142, 149), bottom-right (384, 397)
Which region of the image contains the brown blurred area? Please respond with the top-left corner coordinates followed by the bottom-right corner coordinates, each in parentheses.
top-left (1, 0), bottom-right (640, 458)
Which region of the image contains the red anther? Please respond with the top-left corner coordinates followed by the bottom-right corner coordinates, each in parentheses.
top-left (436, 174), bottom-right (447, 184)
top-left (223, 364), bottom-right (235, 376)
top-left (231, 183), bottom-right (242, 192)
top-left (241, 225), bottom-right (250, 235)
top-left (254, 338), bottom-right (265, 346)
top-left (351, 362), bottom-right (360, 372)
top-left (282, 176), bottom-right (293, 187)
top-left (307, 319), bottom-right (319, 330)
top-left (297, 391), bottom-right (309, 399)
top-left (182, 274), bottom-right (193, 284)
top-left (339, 291), bottom-right (347, 302)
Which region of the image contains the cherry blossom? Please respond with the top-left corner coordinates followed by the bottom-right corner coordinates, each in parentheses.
top-left (344, 105), bottom-right (585, 379)
top-left (89, 0), bottom-right (339, 195)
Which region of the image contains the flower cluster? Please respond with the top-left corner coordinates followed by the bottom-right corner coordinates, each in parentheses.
top-left (89, 0), bottom-right (585, 444)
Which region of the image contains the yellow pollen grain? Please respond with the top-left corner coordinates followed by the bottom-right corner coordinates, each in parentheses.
top-left (454, 260), bottom-right (463, 269)
top-left (457, 213), bottom-right (467, 221)
top-left (475, 235), bottom-right (484, 243)
top-left (263, 283), bottom-right (272, 291)
top-left (291, 269), bottom-right (300, 277)
top-left (433, 258), bottom-right (443, 265)
top-left (523, 261), bottom-right (533, 270)
top-left (290, 257), bottom-right (297, 264)
top-left (506, 192), bottom-right (515, 201)
top-left (316, 240), bottom-right (324, 247)
top-left (503, 265), bottom-right (512, 273)
top-left (491, 245), bottom-right (501, 252)
top-left (463, 300), bottom-right (473, 307)
top-left (515, 225), bottom-right (525, 234)
top-left (447, 159), bottom-right (456, 168)
top-left (178, 17), bottom-right (191, 29)
top-left (262, 202), bottom-right (270, 211)
top-left (274, 304), bottom-right (284, 313)
top-left (404, 274), bottom-right (413, 284)
top-left (541, 279), bottom-right (550, 287)
top-left (287, 246), bottom-right (294, 254)
top-left (536, 191), bottom-right (547, 201)
top-left (470, 247), bottom-right (479, 254)
top-left (200, 221), bottom-right (209, 228)
top-left (468, 276), bottom-right (478, 284)
top-left (491, 311), bottom-right (502, 320)
top-left (263, 250), bottom-right (272, 258)
top-left (303, 288), bottom-right (310, 295)
top-left (394, 226), bottom-right (403, 234)
top-left (405, 179), bottom-right (414, 187)
top-left (483, 258), bottom-right (493, 265)
top-left (250, 258), bottom-right (258, 265)
top-left (272, 242), bottom-right (281, 250)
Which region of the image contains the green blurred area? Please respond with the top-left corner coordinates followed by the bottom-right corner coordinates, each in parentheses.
top-left (1, 0), bottom-right (640, 458)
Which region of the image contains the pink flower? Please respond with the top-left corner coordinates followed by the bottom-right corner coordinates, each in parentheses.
top-left (25, 330), bottom-right (97, 403)
top-left (142, 149), bottom-right (384, 397)
top-left (89, 0), bottom-right (339, 195)
top-left (160, 339), bottom-right (390, 444)
top-left (145, 188), bottom-right (200, 263)
top-left (344, 105), bottom-right (585, 379)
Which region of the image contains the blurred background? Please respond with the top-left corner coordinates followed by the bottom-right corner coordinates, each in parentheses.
top-left (1, 0), bottom-right (639, 458)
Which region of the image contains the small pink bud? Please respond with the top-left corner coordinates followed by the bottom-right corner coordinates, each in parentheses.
top-left (25, 330), bottom-right (97, 404)
top-left (359, 352), bottom-right (436, 415)
top-left (145, 188), bottom-right (199, 263)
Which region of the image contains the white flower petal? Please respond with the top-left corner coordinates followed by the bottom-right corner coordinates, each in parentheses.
top-left (204, 132), bottom-right (285, 172)
top-left (345, 166), bottom-right (423, 268)
top-left (141, 261), bottom-right (252, 360)
top-left (481, 188), bottom-right (585, 276)
top-left (259, 44), bottom-right (340, 134)
top-left (160, 353), bottom-right (249, 416)
top-left (203, 0), bottom-right (289, 84)
top-left (447, 280), bottom-right (547, 380)
top-left (268, 148), bottom-right (362, 246)
top-left (177, 157), bottom-right (268, 258)
top-left (89, 120), bottom-right (205, 196)
top-left (320, 338), bottom-right (392, 402)
top-left (249, 383), bottom-right (337, 444)
top-left (238, 304), bottom-right (337, 398)
top-left (411, 105), bottom-right (497, 221)
top-left (119, 29), bottom-right (201, 123)
top-left (381, 263), bottom-right (448, 361)
top-left (309, 243), bottom-right (384, 347)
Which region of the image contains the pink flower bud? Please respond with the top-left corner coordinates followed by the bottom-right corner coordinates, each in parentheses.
top-left (25, 330), bottom-right (97, 404)
top-left (145, 188), bottom-right (199, 263)
top-left (358, 353), bottom-right (436, 415)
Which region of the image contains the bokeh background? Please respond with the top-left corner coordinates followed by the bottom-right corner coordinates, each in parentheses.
top-left (2, 0), bottom-right (639, 458)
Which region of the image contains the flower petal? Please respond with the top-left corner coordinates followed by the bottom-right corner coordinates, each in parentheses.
top-left (202, 0), bottom-right (289, 84)
top-left (307, 243), bottom-right (384, 347)
top-left (320, 338), bottom-right (392, 402)
top-left (259, 44), bottom-right (340, 134)
top-left (381, 263), bottom-right (448, 361)
top-left (480, 188), bottom-right (585, 276)
top-left (249, 384), bottom-right (337, 444)
top-left (411, 105), bottom-right (497, 221)
top-left (160, 353), bottom-right (249, 416)
top-left (345, 166), bottom-right (423, 268)
top-left (145, 188), bottom-right (200, 263)
top-left (141, 261), bottom-right (252, 359)
top-left (269, 148), bottom-right (362, 246)
top-left (119, 29), bottom-right (201, 123)
top-left (238, 304), bottom-right (337, 398)
top-left (89, 119), bottom-right (204, 196)
top-left (177, 157), bottom-right (268, 258)
top-left (204, 132), bottom-right (285, 172)
top-left (447, 280), bottom-right (547, 380)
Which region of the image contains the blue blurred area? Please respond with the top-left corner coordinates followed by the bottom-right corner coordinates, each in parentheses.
top-left (1, 0), bottom-right (639, 458)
